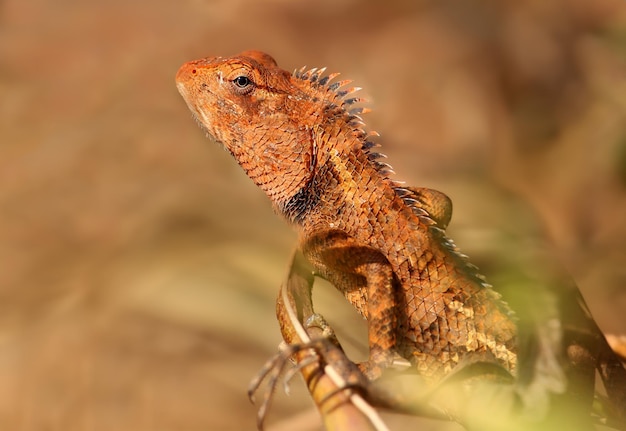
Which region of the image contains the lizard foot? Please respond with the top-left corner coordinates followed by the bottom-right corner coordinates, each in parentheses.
top-left (248, 320), bottom-right (369, 430)
top-left (248, 341), bottom-right (319, 430)
top-left (303, 313), bottom-right (342, 345)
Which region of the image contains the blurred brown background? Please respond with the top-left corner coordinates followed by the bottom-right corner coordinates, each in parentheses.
top-left (1, 0), bottom-right (625, 430)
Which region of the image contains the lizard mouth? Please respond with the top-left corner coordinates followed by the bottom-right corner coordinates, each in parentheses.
top-left (176, 82), bottom-right (220, 144)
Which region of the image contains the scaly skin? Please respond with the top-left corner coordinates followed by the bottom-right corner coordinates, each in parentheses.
top-left (176, 51), bottom-right (626, 431)
top-left (175, 50), bottom-right (517, 382)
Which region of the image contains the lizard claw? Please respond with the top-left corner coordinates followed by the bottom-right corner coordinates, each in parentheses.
top-left (247, 340), bottom-right (327, 430)
top-left (247, 342), bottom-right (303, 429)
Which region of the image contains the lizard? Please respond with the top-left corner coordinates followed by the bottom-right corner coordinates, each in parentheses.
top-left (175, 50), bottom-right (626, 429)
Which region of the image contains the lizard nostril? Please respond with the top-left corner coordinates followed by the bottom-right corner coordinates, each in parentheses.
top-left (191, 69), bottom-right (197, 74)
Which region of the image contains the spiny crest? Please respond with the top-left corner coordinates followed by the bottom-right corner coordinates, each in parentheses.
top-left (293, 66), bottom-right (380, 159)
top-left (292, 65), bottom-right (438, 220)
top-left (298, 70), bottom-right (402, 220)
top-left (293, 65), bottom-right (366, 111)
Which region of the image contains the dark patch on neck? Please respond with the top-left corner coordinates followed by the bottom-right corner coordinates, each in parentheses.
top-left (280, 173), bottom-right (322, 224)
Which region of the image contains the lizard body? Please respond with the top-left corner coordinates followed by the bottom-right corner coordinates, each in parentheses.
top-left (175, 51), bottom-right (626, 429)
top-left (175, 50), bottom-right (517, 381)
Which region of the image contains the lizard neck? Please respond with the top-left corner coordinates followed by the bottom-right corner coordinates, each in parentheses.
top-left (235, 124), bottom-right (319, 213)
top-left (282, 125), bottom-right (403, 235)
top-left (270, 67), bottom-right (418, 229)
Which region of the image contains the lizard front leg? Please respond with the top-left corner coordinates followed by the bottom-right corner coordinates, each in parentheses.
top-left (276, 247), bottom-right (372, 390)
top-left (302, 230), bottom-right (400, 380)
top-left (355, 261), bottom-right (398, 379)
top-left (272, 248), bottom-right (386, 431)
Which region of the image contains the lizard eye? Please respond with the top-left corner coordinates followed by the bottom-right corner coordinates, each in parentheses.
top-left (232, 75), bottom-right (254, 94)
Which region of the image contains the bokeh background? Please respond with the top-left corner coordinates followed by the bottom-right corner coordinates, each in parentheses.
top-left (1, 0), bottom-right (626, 430)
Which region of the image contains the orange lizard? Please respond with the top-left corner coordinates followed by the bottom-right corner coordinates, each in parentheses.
top-left (175, 50), bottom-right (626, 430)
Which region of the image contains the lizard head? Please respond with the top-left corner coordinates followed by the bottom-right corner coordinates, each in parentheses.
top-left (176, 50), bottom-right (291, 145)
top-left (176, 50), bottom-right (373, 221)
top-left (176, 50), bottom-right (325, 212)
